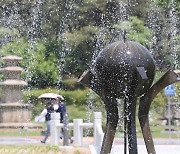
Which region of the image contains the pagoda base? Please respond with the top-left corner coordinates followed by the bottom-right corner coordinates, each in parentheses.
top-left (0, 102), bottom-right (43, 130)
top-left (0, 102), bottom-right (32, 123)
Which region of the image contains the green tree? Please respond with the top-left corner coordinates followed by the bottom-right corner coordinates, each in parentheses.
top-left (146, 0), bottom-right (180, 68)
top-left (0, 37), bottom-right (60, 89)
top-left (114, 16), bottom-right (153, 47)
top-left (0, 0), bottom-right (179, 78)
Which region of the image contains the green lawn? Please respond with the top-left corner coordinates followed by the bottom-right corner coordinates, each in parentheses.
top-left (115, 123), bottom-right (180, 139)
top-left (0, 129), bottom-right (42, 137)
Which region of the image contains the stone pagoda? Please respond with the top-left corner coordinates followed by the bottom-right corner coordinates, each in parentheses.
top-left (0, 55), bottom-right (33, 128)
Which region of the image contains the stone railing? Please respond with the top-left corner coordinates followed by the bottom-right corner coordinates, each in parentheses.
top-left (50, 112), bottom-right (104, 153)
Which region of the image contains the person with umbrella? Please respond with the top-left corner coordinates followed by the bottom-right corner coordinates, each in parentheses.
top-left (36, 93), bottom-right (60, 144)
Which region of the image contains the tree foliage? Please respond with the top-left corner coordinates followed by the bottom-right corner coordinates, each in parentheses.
top-left (0, 38), bottom-right (60, 88)
top-left (114, 16), bottom-right (153, 47)
top-left (0, 0), bottom-right (179, 88)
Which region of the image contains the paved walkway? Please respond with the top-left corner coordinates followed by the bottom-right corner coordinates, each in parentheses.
top-left (0, 136), bottom-right (41, 145)
top-left (0, 136), bottom-right (180, 154)
top-left (92, 138), bottom-right (180, 154)
top-left (111, 145), bottom-right (180, 154)
top-left (0, 137), bottom-right (180, 145)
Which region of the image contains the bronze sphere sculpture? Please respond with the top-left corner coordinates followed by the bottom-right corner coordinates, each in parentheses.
top-left (78, 41), bottom-right (180, 154)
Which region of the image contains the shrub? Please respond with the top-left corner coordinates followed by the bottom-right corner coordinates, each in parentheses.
top-left (62, 78), bottom-right (85, 90)
top-left (61, 89), bottom-right (89, 105)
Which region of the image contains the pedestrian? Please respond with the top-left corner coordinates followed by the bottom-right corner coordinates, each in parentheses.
top-left (58, 97), bottom-right (66, 124)
top-left (36, 98), bottom-right (58, 144)
top-left (57, 96), bottom-right (73, 143)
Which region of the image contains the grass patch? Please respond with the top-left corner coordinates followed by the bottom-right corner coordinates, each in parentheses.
top-left (66, 104), bottom-right (92, 122)
top-left (0, 129), bottom-right (42, 137)
top-left (115, 122), bottom-right (180, 139)
top-left (115, 109), bottom-right (180, 139)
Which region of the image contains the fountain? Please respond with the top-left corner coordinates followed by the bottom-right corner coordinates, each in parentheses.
top-left (78, 41), bottom-right (180, 154)
top-left (0, 1), bottom-right (179, 152)
top-left (0, 55), bottom-right (40, 129)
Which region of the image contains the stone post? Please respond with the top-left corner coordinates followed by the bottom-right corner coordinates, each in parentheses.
top-left (63, 113), bottom-right (69, 146)
top-left (73, 119), bottom-right (83, 146)
top-left (94, 112), bottom-right (104, 154)
top-left (50, 112), bottom-right (60, 146)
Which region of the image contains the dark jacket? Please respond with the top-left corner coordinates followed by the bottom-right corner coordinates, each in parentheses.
top-left (57, 103), bottom-right (66, 123)
top-left (45, 107), bottom-right (54, 121)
